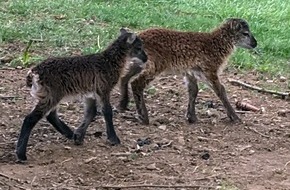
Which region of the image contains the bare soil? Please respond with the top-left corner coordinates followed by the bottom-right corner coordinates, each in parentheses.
top-left (0, 66), bottom-right (289, 190)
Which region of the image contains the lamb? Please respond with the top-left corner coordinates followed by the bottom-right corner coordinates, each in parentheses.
top-left (117, 18), bottom-right (257, 125)
top-left (16, 28), bottom-right (148, 161)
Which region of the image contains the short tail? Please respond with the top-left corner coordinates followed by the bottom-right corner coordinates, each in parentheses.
top-left (26, 70), bottom-right (33, 88)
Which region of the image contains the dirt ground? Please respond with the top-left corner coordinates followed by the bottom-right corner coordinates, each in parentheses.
top-left (0, 66), bottom-right (289, 190)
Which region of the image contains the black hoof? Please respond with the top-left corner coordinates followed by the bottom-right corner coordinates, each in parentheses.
top-left (187, 117), bottom-right (198, 124)
top-left (16, 152), bottom-right (27, 163)
top-left (186, 112), bottom-right (197, 124)
top-left (15, 159), bottom-right (27, 164)
top-left (73, 133), bottom-right (85, 145)
top-left (117, 105), bottom-right (129, 113)
top-left (137, 115), bottom-right (149, 125)
top-left (230, 115), bottom-right (241, 123)
top-left (141, 120), bottom-right (149, 125)
top-left (107, 136), bottom-right (121, 145)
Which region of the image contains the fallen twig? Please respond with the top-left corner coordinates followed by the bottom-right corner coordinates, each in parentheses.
top-left (15, 184), bottom-right (30, 190)
top-left (197, 136), bottom-right (221, 143)
top-left (0, 180), bottom-right (27, 190)
top-left (30, 175), bottom-right (37, 188)
top-left (60, 157), bottom-right (73, 165)
top-left (110, 152), bottom-right (132, 156)
top-left (246, 126), bottom-right (271, 138)
top-left (0, 96), bottom-right (23, 100)
top-left (0, 172), bottom-right (23, 183)
top-left (284, 160), bottom-right (290, 168)
top-left (84, 156), bottom-right (98, 164)
top-left (0, 67), bottom-right (15, 70)
top-left (98, 184), bottom-right (216, 189)
top-left (235, 110), bottom-right (250, 114)
top-left (228, 78), bottom-right (289, 99)
top-left (161, 140), bottom-right (173, 148)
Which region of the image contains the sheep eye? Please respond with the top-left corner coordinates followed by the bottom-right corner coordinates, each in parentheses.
top-left (242, 32), bottom-right (249, 36)
top-left (136, 47), bottom-right (142, 51)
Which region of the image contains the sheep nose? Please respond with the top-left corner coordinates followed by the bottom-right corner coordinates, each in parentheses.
top-left (251, 37), bottom-right (257, 48)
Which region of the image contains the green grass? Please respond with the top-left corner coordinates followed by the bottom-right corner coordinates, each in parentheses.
top-left (0, 0), bottom-right (289, 76)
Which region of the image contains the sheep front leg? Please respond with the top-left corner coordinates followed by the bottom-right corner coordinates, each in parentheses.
top-left (46, 109), bottom-right (74, 139)
top-left (118, 62), bottom-right (143, 112)
top-left (209, 75), bottom-right (241, 122)
top-left (73, 97), bottom-right (98, 145)
top-left (185, 73), bottom-right (199, 124)
top-left (101, 95), bottom-right (120, 145)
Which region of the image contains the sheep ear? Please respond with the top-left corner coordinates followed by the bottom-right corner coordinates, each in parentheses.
top-left (127, 33), bottom-right (137, 44)
top-left (227, 18), bottom-right (242, 31)
top-left (120, 28), bottom-right (128, 35)
top-left (232, 22), bottom-right (242, 31)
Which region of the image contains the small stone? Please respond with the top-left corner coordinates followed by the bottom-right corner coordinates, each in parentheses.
top-left (88, 19), bottom-right (95, 25)
top-left (260, 107), bottom-right (266, 113)
top-left (16, 66), bottom-right (22, 69)
top-left (158, 125), bottom-right (167, 130)
top-left (279, 76), bottom-right (287, 82)
top-left (278, 110), bottom-right (289, 117)
top-left (64, 146), bottom-right (72, 150)
top-left (249, 150), bottom-right (255, 154)
top-left (146, 163), bottom-right (157, 170)
top-left (201, 152), bottom-right (210, 160)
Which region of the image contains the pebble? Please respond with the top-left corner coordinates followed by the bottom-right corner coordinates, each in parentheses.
top-left (64, 146), bottom-right (72, 150)
top-left (279, 76), bottom-right (287, 82)
top-left (201, 152), bottom-right (210, 160)
top-left (146, 163), bottom-right (157, 170)
top-left (158, 125), bottom-right (167, 130)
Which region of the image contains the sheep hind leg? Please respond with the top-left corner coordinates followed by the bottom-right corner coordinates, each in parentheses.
top-left (209, 75), bottom-right (241, 122)
top-left (131, 73), bottom-right (154, 125)
top-left (185, 73), bottom-right (199, 124)
top-left (118, 63), bottom-right (143, 112)
top-left (46, 109), bottom-right (74, 139)
top-left (74, 97), bottom-right (98, 145)
top-left (16, 99), bottom-right (58, 162)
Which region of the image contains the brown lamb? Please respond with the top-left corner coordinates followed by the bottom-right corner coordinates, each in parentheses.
top-left (117, 18), bottom-right (257, 125)
top-left (16, 28), bottom-right (147, 162)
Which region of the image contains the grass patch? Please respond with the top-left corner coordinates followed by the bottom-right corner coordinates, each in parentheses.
top-left (0, 0), bottom-right (289, 76)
